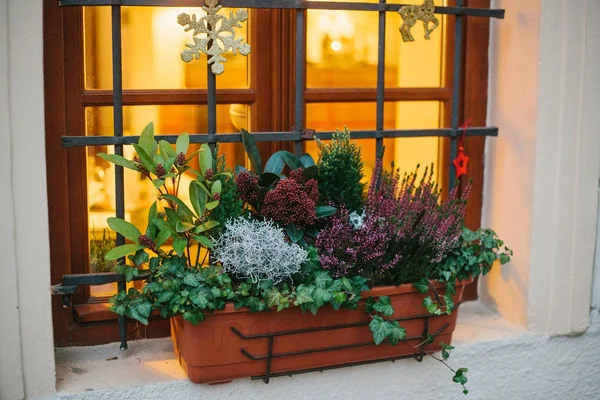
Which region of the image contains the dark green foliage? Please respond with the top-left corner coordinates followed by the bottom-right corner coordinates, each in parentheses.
top-left (90, 228), bottom-right (116, 273)
top-left (316, 127), bottom-right (365, 212)
top-left (209, 145), bottom-right (244, 237)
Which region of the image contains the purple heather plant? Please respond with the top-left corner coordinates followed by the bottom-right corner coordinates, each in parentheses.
top-left (317, 158), bottom-right (471, 285)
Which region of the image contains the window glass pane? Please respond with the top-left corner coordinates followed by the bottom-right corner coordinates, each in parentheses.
top-left (83, 6), bottom-right (250, 90)
top-left (86, 104), bottom-right (248, 296)
top-left (306, 0), bottom-right (446, 88)
top-left (306, 101), bottom-right (441, 182)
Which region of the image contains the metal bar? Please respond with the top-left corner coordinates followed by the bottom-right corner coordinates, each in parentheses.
top-left (241, 335), bottom-right (424, 360)
top-left (62, 271), bottom-right (151, 286)
top-left (305, 87), bottom-right (452, 103)
top-left (263, 336), bottom-right (274, 383)
top-left (449, 0), bottom-right (464, 191)
top-left (375, 0), bottom-right (386, 158)
top-left (111, 5), bottom-right (128, 351)
top-left (207, 58), bottom-right (217, 143)
top-left (294, 9), bottom-right (306, 156)
top-left (250, 353), bottom-right (421, 381)
top-left (58, 0), bottom-right (505, 19)
top-left (62, 127), bottom-right (499, 147)
top-left (232, 312), bottom-right (434, 340)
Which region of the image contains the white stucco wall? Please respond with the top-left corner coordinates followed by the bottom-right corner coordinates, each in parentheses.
top-left (0, 0), bottom-right (55, 399)
top-left (483, 0), bottom-right (600, 335)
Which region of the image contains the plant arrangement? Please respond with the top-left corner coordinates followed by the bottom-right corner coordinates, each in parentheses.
top-left (100, 124), bottom-right (511, 394)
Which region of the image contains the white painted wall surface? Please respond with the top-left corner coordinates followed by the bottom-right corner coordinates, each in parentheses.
top-left (483, 0), bottom-right (600, 335)
top-left (0, 0), bottom-right (55, 399)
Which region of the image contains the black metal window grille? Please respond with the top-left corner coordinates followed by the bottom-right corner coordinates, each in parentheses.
top-left (54, 0), bottom-right (505, 351)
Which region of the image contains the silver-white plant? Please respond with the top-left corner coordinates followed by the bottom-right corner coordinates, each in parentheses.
top-left (212, 217), bottom-right (307, 284)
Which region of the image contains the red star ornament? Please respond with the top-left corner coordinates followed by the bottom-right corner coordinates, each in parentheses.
top-left (452, 146), bottom-right (469, 179)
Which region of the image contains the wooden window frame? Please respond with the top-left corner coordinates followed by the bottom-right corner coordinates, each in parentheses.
top-left (44, 0), bottom-right (491, 347)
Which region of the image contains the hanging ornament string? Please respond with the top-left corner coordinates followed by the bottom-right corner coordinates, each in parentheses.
top-left (452, 119), bottom-right (471, 179)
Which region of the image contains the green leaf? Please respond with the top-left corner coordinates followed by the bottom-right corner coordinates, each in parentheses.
top-left (176, 133), bottom-right (189, 156)
top-left (194, 220), bottom-right (220, 234)
top-left (159, 140), bottom-right (177, 159)
top-left (258, 172), bottom-right (280, 189)
top-left (444, 294), bottom-right (455, 314)
top-left (152, 179), bottom-right (165, 189)
top-left (153, 218), bottom-right (176, 235)
top-left (316, 205), bottom-right (337, 219)
top-left (413, 278), bottom-right (430, 294)
top-left (133, 143), bottom-right (156, 174)
top-left (369, 316), bottom-right (393, 345)
top-left (192, 235), bottom-right (214, 249)
top-left (183, 273), bottom-right (200, 287)
top-left (176, 220), bottom-right (195, 233)
top-left (245, 296), bottom-right (265, 312)
top-left (453, 368), bottom-right (468, 385)
top-left (105, 243), bottom-right (144, 261)
top-left (234, 164), bottom-right (249, 176)
top-left (423, 296), bottom-right (439, 315)
top-left (206, 201), bottom-right (219, 211)
top-left (241, 129), bottom-right (263, 175)
top-left (287, 224), bottom-right (304, 243)
top-left (107, 217), bottom-right (142, 242)
top-left (198, 144), bottom-right (213, 175)
top-left (300, 153), bottom-right (316, 167)
top-left (160, 194), bottom-right (195, 222)
top-left (373, 296), bottom-right (394, 317)
top-left (172, 237), bottom-right (187, 256)
top-left (312, 287), bottom-right (331, 306)
top-left (155, 229), bottom-right (171, 248)
top-left (131, 249), bottom-right (149, 266)
top-left (303, 165), bottom-right (319, 180)
top-left (295, 286), bottom-right (314, 305)
top-left (388, 321), bottom-right (406, 345)
top-left (313, 270), bottom-right (333, 289)
top-left (183, 311), bottom-right (204, 325)
top-left (499, 253), bottom-right (511, 265)
top-left (264, 151), bottom-right (286, 174)
top-left (157, 291), bottom-right (173, 303)
top-left (138, 122), bottom-right (156, 158)
top-left (211, 180), bottom-right (222, 195)
top-left (281, 151), bottom-right (303, 170)
top-left (98, 153), bottom-right (138, 171)
top-left (192, 292), bottom-right (210, 308)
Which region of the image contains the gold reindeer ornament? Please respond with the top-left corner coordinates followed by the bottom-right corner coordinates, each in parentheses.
top-left (398, 0), bottom-right (440, 42)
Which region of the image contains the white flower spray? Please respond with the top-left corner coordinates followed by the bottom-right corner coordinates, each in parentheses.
top-left (212, 217), bottom-right (307, 284)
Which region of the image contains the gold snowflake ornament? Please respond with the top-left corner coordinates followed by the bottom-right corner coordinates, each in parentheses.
top-left (178, 0), bottom-right (251, 75)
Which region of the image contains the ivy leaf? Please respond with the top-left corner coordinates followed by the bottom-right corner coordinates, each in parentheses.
top-left (295, 286), bottom-right (314, 305)
top-left (441, 343), bottom-right (455, 360)
top-left (192, 292), bottom-right (209, 308)
top-left (312, 287), bottom-right (332, 307)
top-left (453, 368), bottom-right (468, 385)
top-left (413, 278), bottom-right (430, 294)
top-left (444, 294), bottom-right (455, 315)
top-left (313, 270), bottom-right (333, 289)
top-left (388, 321), bottom-right (406, 345)
top-left (245, 296), bottom-right (265, 312)
top-left (364, 297), bottom-right (376, 314)
top-left (107, 217), bottom-right (142, 243)
top-left (183, 310), bottom-right (204, 325)
top-left (369, 316), bottom-right (393, 345)
top-left (373, 296), bottom-right (394, 317)
top-left (341, 277), bottom-right (353, 292)
top-left (423, 296), bottom-right (439, 315)
top-left (157, 291), bottom-right (173, 303)
top-left (183, 273), bottom-right (200, 287)
top-left (330, 292), bottom-right (347, 310)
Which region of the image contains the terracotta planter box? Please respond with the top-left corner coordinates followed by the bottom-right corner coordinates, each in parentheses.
top-left (171, 279), bottom-right (470, 384)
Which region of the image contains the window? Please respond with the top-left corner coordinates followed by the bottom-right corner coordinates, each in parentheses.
top-left (45, 0), bottom-right (493, 346)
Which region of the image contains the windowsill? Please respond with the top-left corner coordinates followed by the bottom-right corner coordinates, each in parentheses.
top-left (54, 302), bottom-right (525, 395)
